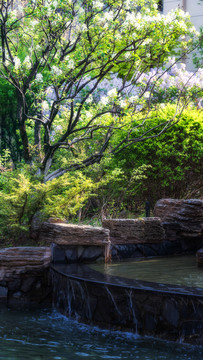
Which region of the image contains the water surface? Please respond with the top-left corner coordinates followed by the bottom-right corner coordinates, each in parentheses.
top-left (0, 307), bottom-right (203, 359)
top-left (91, 255), bottom-right (203, 288)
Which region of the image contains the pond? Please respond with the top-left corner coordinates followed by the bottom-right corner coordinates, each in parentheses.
top-left (0, 306), bottom-right (203, 360)
top-left (91, 255), bottom-right (203, 288)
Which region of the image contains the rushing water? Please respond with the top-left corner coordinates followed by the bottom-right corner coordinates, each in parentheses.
top-left (0, 307), bottom-right (203, 360)
top-left (91, 255), bottom-right (203, 288)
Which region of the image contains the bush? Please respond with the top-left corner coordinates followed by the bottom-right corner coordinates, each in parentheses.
top-left (83, 105), bottom-right (203, 217)
top-left (0, 167), bottom-right (97, 240)
top-left (114, 105), bottom-right (203, 204)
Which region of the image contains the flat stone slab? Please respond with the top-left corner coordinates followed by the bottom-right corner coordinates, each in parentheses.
top-left (38, 223), bottom-right (110, 245)
top-left (102, 218), bottom-right (165, 244)
top-left (0, 247), bottom-right (51, 280)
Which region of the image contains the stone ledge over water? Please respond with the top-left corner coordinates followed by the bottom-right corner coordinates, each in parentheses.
top-left (102, 218), bottom-right (165, 245)
top-left (39, 223), bottom-right (110, 245)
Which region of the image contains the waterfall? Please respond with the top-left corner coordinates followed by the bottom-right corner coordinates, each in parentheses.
top-left (105, 286), bottom-right (122, 316)
top-left (128, 289), bottom-right (138, 333)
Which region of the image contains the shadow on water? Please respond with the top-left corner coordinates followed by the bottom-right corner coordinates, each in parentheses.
top-left (0, 307), bottom-right (203, 360)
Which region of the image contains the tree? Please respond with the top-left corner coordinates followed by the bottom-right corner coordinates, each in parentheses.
top-left (0, 0), bottom-right (199, 181)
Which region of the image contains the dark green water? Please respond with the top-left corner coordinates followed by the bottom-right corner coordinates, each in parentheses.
top-left (0, 307), bottom-right (203, 360)
top-left (91, 255), bottom-right (203, 288)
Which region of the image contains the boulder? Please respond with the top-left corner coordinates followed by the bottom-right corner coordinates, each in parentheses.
top-left (154, 199), bottom-right (203, 249)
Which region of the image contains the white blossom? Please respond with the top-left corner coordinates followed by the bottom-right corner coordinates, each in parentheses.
top-left (23, 56), bottom-right (31, 70)
top-left (55, 125), bottom-right (62, 131)
top-left (103, 11), bottom-right (114, 22)
top-left (100, 96), bottom-right (109, 106)
top-left (52, 65), bottom-right (62, 76)
top-left (129, 95), bottom-right (138, 103)
top-left (68, 59), bottom-right (75, 69)
top-left (41, 101), bottom-right (49, 111)
top-left (14, 56), bottom-right (21, 70)
top-left (85, 111), bottom-right (92, 119)
top-left (143, 91), bottom-right (150, 99)
top-left (81, 24), bottom-right (88, 32)
top-left (86, 94), bottom-right (93, 104)
top-left (119, 99), bottom-right (127, 108)
top-left (93, 0), bottom-right (103, 10)
top-left (107, 88), bottom-right (117, 98)
top-left (36, 73), bottom-right (43, 82)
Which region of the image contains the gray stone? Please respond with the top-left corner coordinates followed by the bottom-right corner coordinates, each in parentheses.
top-left (65, 247), bottom-right (78, 262)
top-left (21, 277), bottom-right (36, 293)
top-left (51, 244), bottom-right (67, 265)
top-left (0, 286), bottom-right (8, 298)
top-left (82, 246), bottom-right (104, 261)
top-left (8, 279), bottom-right (21, 291)
top-left (77, 246), bottom-right (85, 259)
top-left (12, 291), bottom-right (22, 298)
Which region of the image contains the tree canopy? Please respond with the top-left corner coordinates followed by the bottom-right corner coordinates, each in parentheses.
top-left (0, 0), bottom-right (199, 181)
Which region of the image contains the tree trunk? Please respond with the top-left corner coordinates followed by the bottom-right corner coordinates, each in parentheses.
top-left (17, 93), bottom-right (31, 164)
top-left (34, 120), bottom-right (42, 159)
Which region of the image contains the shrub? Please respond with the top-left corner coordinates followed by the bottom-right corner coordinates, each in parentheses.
top-left (0, 168), bottom-right (97, 240)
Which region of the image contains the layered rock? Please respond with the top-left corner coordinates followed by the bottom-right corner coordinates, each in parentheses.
top-left (38, 223), bottom-right (110, 245)
top-left (0, 247), bottom-right (51, 280)
top-left (102, 218), bottom-right (165, 245)
top-left (154, 199), bottom-right (203, 251)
